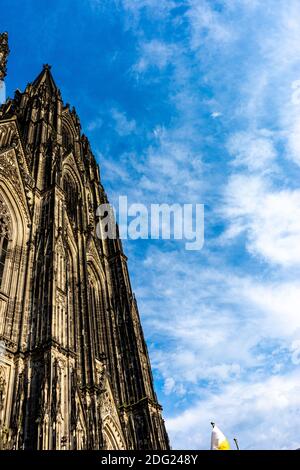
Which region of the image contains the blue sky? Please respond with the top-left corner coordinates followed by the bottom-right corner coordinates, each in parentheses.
top-left (2, 0), bottom-right (300, 450)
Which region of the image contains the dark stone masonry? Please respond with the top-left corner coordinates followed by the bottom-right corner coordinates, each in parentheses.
top-left (0, 33), bottom-right (169, 450)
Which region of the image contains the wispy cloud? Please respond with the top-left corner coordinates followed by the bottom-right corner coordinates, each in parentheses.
top-left (221, 174), bottom-right (300, 266)
top-left (111, 107), bottom-right (137, 136)
top-left (133, 40), bottom-right (175, 73)
top-left (167, 370), bottom-right (300, 450)
top-left (87, 106), bottom-right (136, 136)
top-left (83, 0), bottom-right (300, 449)
top-left (227, 130), bottom-right (277, 172)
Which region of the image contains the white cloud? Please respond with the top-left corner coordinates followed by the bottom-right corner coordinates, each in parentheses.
top-left (88, 0), bottom-right (300, 449)
top-left (111, 107), bottom-right (137, 136)
top-left (133, 40), bottom-right (175, 73)
top-left (186, 0), bottom-right (235, 51)
top-left (290, 340), bottom-right (300, 365)
top-left (87, 107), bottom-right (136, 136)
top-left (227, 130), bottom-right (276, 172)
top-left (101, 123), bottom-right (203, 204)
top-left (245, 281), bottom-right (300, 337)
top-left (211, 111), bottom-right (222, 119)
top-left (134, 248), bottom-right (300, 449)
top-left (221, 174), bottom-right (300, 266)
top-left (99, 153), bottom-right (133, 183)
top-left (121, 0), bottom-right (178, 19)
top-left (167, 371), bottom-right (300, 449)
top-left (87, 116), bottom-right (103, 131)
top-left (135, 246), bottom-right (300, 436)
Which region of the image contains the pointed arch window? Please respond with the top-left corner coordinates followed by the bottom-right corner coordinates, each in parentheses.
top-left (62, 126), bottom-right (73, 151)
top-left (63, 174), bottom-right (79, 226)
top-left (88, 275), bottom-right (100, 358)
top-left (87, 267), bottom-right (107, 360)
top-left (67, 249), bottom-right (77, 351)
top-left (0, 204), bottom-right (11, 289)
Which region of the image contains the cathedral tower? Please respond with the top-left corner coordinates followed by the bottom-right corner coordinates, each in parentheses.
top-left (0, 33), bottom-right (169, 450)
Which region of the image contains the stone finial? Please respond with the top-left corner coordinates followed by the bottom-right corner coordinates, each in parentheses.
top-left (0, 32), bottom-right (9, 81)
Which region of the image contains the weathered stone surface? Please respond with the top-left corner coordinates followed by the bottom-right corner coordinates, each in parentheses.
top-left (0, 35), bottom-right (169, 450)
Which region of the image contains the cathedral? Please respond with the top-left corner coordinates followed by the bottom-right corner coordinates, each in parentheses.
top-left (0, 33), bottom-right (169, 450)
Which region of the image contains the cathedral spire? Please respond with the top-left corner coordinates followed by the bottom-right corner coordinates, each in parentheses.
top-left (0, 32), bottom-right (9, 81)
top-left (31, 63), bottom-right (58, 94)
top-left (0, 41), bottom-right (170, 451)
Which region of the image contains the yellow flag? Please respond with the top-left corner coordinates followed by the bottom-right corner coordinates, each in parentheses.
top-left (211, 424), bottom-right (231, 450)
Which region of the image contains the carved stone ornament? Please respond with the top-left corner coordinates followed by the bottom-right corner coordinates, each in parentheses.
top-left (0, 195), bottom-right (11, 238)
top-left (0, 33), bottom-right (9, 81)
top-left (0, 366), bottom-right (6, 412)
top-left (0, 148), bottom-right (30, 223)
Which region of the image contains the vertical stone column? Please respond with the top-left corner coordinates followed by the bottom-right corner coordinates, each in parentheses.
top-left (0, 32), bottom-right (9, 105)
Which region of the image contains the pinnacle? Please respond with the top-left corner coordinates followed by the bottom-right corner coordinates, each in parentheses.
top-left (32, 63), bottom-right (58, 94)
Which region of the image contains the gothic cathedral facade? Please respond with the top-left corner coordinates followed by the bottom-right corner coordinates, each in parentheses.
top-left (0, 33), bottom-right (169, 450)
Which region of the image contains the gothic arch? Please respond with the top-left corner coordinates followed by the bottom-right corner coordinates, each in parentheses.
top-left (87, 262), bottom-right (108, 360)
top-left (62, 112), bottom-right (77, 140)
top-left (66, 244), bottom-right (79, 351)
top-left (0, 197), bottom-right (11, 288)
top-left (103, 418), bottom-right (125, 450)
top-left (100, 379), bottom-right (126, 450)
top-left (0, 180), bottom-right (28, 341)
top-left (62, 126), bottom-right (73, 151)
top-left (61, 167), bottom-right (83, 229)
top-left (61, 113), bottom-right (77, 152)
top-left (0, 181), bottom-right (27, 293)
top-left (0, 175), bottom-right (28, 244)
top-left (62, 157), bottom-right (84, 195)
top-left (86, 238), bottom-right (106, 281)
top-left (75, 411), bottom-right (87, 450)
